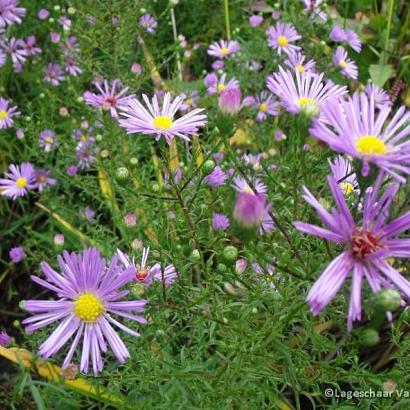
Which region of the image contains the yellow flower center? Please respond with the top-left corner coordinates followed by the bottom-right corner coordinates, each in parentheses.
top-left (243, 187), bottom-right (254, 194)
top-left (38, 176), bottom-right (46, 183)
top-left (340, 182), bottom-right (354, 195)
top-left (153, 116), bottom-right (173, 131)
top-left (0, 111), bottom-right (8, 120)
top-left (278, 36), bottom-right (288, 47)
top-left (356, 135), bottom-right (387, 156)
top-left (16, 178), bottom-right (27, 188)
top-left (220, 47), bottom-right (229, 56)
top-left (339, 60), bottom-right (348, 68)
top-left (296, 65), bottom-right (305, 73)
top-left (259, 103), bottom-right (268, 112)
top-left (44, 136), bottom-right (54, 145)
top-left (74, 293), bottom-right (104, 323)
top-left (81, 135), bottom-right (88, 142)
top-left (217, 83), bottom-right (225, 93)
top-left (298, 97), bottom-right (316, 107)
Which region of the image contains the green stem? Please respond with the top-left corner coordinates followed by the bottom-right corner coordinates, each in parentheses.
top-left (223, 0), bottom-right (231, 40)
top-left (384, 0), bottom-right (395, 64)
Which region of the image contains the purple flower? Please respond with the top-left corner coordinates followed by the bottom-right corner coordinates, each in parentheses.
top-left (284, 52), bottom-right (316, 74)
top-left (37, 8), bottom-right (49, 20)
top-left (232, 175), bottom-right (267, 195)
top-left (139, 14), bottom-right (157, 34)
top-left (80, 207), bottom-right (96, 222)
top-left (204, 72), bottom-right (239, 95)
top-left (179, 90), bottom-right (199, 112)
top-left (294, 175), bottom-right (410, 330)
top-left (9, 246), bottom-right (25, 263)
top-left (204, 166), bottom-right (227, 187)
top-left (333, 46), bottom-right (358, 79)
top-left (219, 87), bottom-right (242, 115)
top-left (310, 92), bottom-right (410, 182)
top-left (22, 248), bottom-right (148, 374)
top-left (330, 26), bottom-right (361, 53)
top-left (3, 37), bottom-right (27, 67)
top-left (58, 16), bottom-right (71, 30)
top-left (16, 128), bottom-right (24, 139)
top-left (0, 49), bottom-right (6, 67)
top-left (44, 63), bottom-right (65, 86)
top-left (0, 163), bottom-right (36, 199)
top-left (249, 15), bottom-right (263, 27)
top-left (50, 32), bottom-right (61, 43)
top-left (251, 262), bottom-right (276, 289)
top-left (0, 97), bottom-right (20, 128)
top-left (34, 169), bottom-right (57, 192)
top-left (266, 22), bottom-right (301, 55)
top-left (117, 247), bottom-right (178, 286)
top-left (251, 91), bottom-right (280, 121)
top-left (302, 0), bottom-right (327, 22)
top-left (23, 35), bottom-right (41, 56)
top-left (119, 92), bottom-right (207, 145)
top-left (76, 144), bottom-right (98, 169)
top-left (0, 0), bottom-right (26, 28)
top-left (207, 40), bottom-right (240, 59)
top-left (39, 129), bottom-right (58, 152)
top-left (365, 84), bottom-right (392, 109)
top-left (329, 26), bottom-right (346, 42)
top-left (233, 192), bottom-right (272, 232)
top-left (212, 60), bottom-right (224, 70)
top-left (131, 63), bottom-right (142, 74)
top-left (66, 165), bottom-right (78, 176)
top-left (242, 153), bottom-right (263, 171)
top-left (0, 330), bottom-right (11, 347)
top-left (328, 155), bottom-right (358, 195)
top-left (64, 57), bottom-right (82, 76)
top-left (83, 79), bottom-right (134, 119)
top-left (212, 213), bottom-right (230, 231)
top-left (267, 67), bottom-right (347, 115)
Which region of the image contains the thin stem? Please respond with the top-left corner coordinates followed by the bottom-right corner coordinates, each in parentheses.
top-left (384, 0), bottom-right (395, 64)
top-left (170, 7), bottom-right (183, 81)
top-left (223, 0), bottom-right (231, 40)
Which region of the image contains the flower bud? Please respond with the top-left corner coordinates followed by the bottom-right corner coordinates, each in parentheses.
top-left (357, 328), bottom-right (380, 347)
top-left (203, 159), bottom-right (215, 173)
top-left (115, 167), bottom-right (130, 182)
top-left (223, 246), bottom-right (238, 263)
top-left (233, 192), bottom-right (269, 230)
top-left (190, 249), bottom-right (201, 262)
top-left (217, 263), bottom-right (227, 273)
top-left (218, 88), bottom-right (241, 115)
top-left (235, 258), bottom-right (248, 274)
top-left (372, 289), bottom-right (401, 312)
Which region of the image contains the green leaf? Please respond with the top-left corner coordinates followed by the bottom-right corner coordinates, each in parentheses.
top-left (30, 384), bottom-right (46, 410)
top-left (369, 64), bottom-right (394, 87)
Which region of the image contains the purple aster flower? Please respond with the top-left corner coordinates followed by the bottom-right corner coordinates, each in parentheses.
top-left (333, 46), bottom-right (358, 79)
top-left (23, 35), bottom-right (41, 56)
top-left (294, 174), bottom-right (410, 330)
top-left (212, 60), bottom-right (224, 70)
top-left (267, 67), bottom-right (347, 115)
top-left (0, 330), bottom-right (11, 347)
top-left (119, 92), bottom-right (207, 145)
top-left (310, 92), bottom-right (410, 182)
top-left (249, 15), bottom-right (263, 27)
top-left (139, 14), bottom-right (157, 34)
top-left (207, 40), bottom-right (240, 59)
top-left (66, 164), bottom-right (78, 176)
top-left (0, 97), bottom-right (20, 128)
top-left (58, 16), bottom-right (71, 30)
top-left (16, 128), bottom-right (24, 139)
top-left (212, 213), bottom-right (230, 231)
top-left (54, 234), bottom-right (65, 246)
top-left (22, 248), bottom-right (148, 374)
top-left (117, 247), bottom-right (178, 286)
top-left (83, 79), bottom-right (134, 119)
top-left (330, 26), bottom-right (346, 42)
top-left (365, 84), bottom-right (392, 109)
top-left (272, 11), bottom-right (281, 20)
top-left (0, 163), bottom-right (36, 199)
top-left (80, 207), bottom-right (96, 223)
top-left (3, 37), bottom-right (27, 66)
top-left (242, 153), bottom-right (263, 171)
top-left (64, 57), bottom-right (82, 76)
top-left (123, 212), bottom-right (137, 227)
top-left (39, 129), bottom-right (58, 152)
top-left (44, 63), bottom-right (65, 86)
top-left (213, 152), bottom-right (225, 162)
top-left (0, 0), bottom-right (26, 28)
top-left (76, 144), bottom-right (98, 169)
top-left (251, 261), bottom-right (276, 289)
top-left (9, 246), bottom-right (25, 262)
top-left (252, 91), bottom-right (280, 121)
top-left (232, 175), bottom-right (267, 195)
top-left (345, 29), bottom-right (362, 53)
top-left (328, 155), bottom-right (358, 195)
top-left (266, 22), bottom-right (301, 55)
top-left (50, 32), bottom-right (61, 43)
top-left (34, 169), bottom-right (57, 192)
top-left (204, 166), bottom-right (227, 187)
top-left (204, 72), bottom-right (239, 95)
top-left (249, 60), bottom-right (262, 71)
top-left (164, 167), bottom-right (183, 189)
top-left (179, 90), bottom-right (199, 112)
top-left (0, 49), bottom-right (6, 67)
top-left (219, 87), bottom-right (242, 115)
top-left (73, 128), bottom-right (95, 147)
top-left (302, 0), bottom-right (327, 22)
top-left (131, 62), bottom-right (142, 74)
top-left (236, 258), bottom-right (248, 274)
top-left (284, 52), bottom-right (316, 74)
top-left (233, 192), bottom-right (272, 232)
top-left (61, 36), bottom-right (80, 57)
top-left (37, 8), bottom-right (49, 20)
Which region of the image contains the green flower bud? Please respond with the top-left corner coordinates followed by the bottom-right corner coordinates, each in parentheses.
top-left (129, 283), bottom-right (145, 297)
top-left (100, 149), bottom-right (109, 158)
top-left (223, 245), bottom-right (238, 263)
top-left (217, 263), bottom-right (227, 273)
top-left (358, 328), bottom-right (380, 347)
top-left (129, 157), bottom-right (139, 166)
top-left (151, 183), bottom-right (160, 192)
top-left (372, 289), bottom-right (401, 312)
top-left (203, 159), bottom-right (215, 173)
top-left (190, 249), bottom-right (201, 262)
top-left (115, 167), bottom-right (130, 182)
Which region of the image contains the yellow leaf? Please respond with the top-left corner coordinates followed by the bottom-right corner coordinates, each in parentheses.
top-left (98, 168), bottom-right (119, 213)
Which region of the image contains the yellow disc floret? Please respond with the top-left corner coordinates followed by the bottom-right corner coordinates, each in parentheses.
top-left (16, 178), bottom-right (27, 188)
top-left (296, 65), bottom-right (304, 73)
top-left (153, 116), bottom-right (173, 131)
top-left (0, 111), bottom-right (8, 120)
top-left (217, 83), bottom-right (225, 93)
top-left (278, 36), bottom-right (288, 47)
top-left (339, 60), bottom-right (348, 68)
top-left (74, 293), bottom-right (104, 323)
top-left (220, 47), bottom-right (229, 56)
top-left (340, 182), bottom-right (354, 195)
top-left (356, 135), bottom-right (387, 156)
top-left (298, 97), bottom-right (316, 107)
top-left (259, 103), bottom-right (268, 112)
